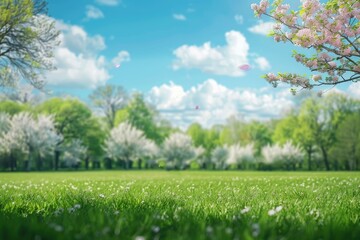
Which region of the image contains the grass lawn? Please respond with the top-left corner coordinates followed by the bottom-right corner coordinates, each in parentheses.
top-left (0, 171), bottom-right (359, 239)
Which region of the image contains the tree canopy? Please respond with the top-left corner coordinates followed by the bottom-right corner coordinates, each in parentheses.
top-left (0, 0), bottom-right (59, 89)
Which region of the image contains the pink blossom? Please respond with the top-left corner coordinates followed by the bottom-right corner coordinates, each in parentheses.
top-left (312, 75), bottom-right (322, 81)
top-left (342, 48), bottom-right (351, 56)
top-left (328, 61), bottom-right (336, 68)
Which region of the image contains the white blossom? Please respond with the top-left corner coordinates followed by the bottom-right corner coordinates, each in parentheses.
top-left (104, 122), bottom-right (155, 168)
top-left (162, 132), bottom-right (196, 169)
top-left (211, 146), bottom-right (229, 169)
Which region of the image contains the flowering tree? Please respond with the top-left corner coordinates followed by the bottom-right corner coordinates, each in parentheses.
top-left (0, 113), bottom-right (62, 170)
top-left (226, 143), bottom-right (256, 169)
top-left (162, 132), bottom-right (195, 170)
top-left (261, 144), bottom-right (282, 165)
top-left (141, 140), bottom-right (159, 169)
top-left (0, 113), bottom-right (10, 136)
top-left (251, 0), bottom-right (360, 92)
top-left (61, 139), bottom-right (87, 168)
top-left (211, 146), bottom-right (229, 170)
top-left (194, 146), bottom-right (207, 169)
top-left (261, 141), bottom-right (303, 169)
top-left (281, 141), bottom-right (304, 170)
top-left (104, 122), bottom-right (154, 169)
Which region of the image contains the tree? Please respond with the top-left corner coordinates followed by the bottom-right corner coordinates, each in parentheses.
top-left (186, 123), bottom-right (206, 147)
top-left (226, 143), bottom-right (255, 169)
top-left (330, 112), bottom-right (360, 170)
top-left (194, 146), bottom-right (206, 169)
top-left (246, 120), bottom-right (274, 156)
top-left (0, 112), bottom-right (10, 135)
top-left (104, 122), bottom-right (154, 169)
top-left (273, 113), bottom-right (316, 170)
top-left (81, 117), bottom-right (106, 169)
top-left (297, 94), bottom-right (359, 170)
top-left (89, 84), bottom-right (128, 129)
top-left (0, 100), bottom-right (27, 115)
top-left (126, 93), bottom-right (165, 144)
top-left (0, 0), bottom-right (60, 89)
top-left (36, 98), bottom-right (93, 170)
top-left (219, 116), bottom-right (249, 145)
top-left (141, 140), bottom-right (159, 169)
top-left (261, 142), bottom-right (303, 170)
top-left (261, 144), bottom-right (282, 166)
top-left (61, 139), bottom-right (87, 169)
top-left (281, 141), bottom-right (304, 170)
top-left (296, 122), bottom-right (316, 171)
top-left (251, 0), bottom-right (360, 91)
top-left (0, 112), bottom-right (62, 171)
top-left (162, 132), bottom-right (195, 170)
top-left (0, 113), bottom-right (26, 170)
top-left (211, 146), bottom-right (229, 170)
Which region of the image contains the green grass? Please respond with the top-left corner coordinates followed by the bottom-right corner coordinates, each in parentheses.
top-left (0, 171), bottom-right (359, 240)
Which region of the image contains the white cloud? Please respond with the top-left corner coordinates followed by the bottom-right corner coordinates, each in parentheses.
top-left (254, 56), bottom-right (271, 70)
top-left (248, 20), bottom-right (276, 36)
top-left (85, 5), bottom-right (104, 19)
top-left (96, 0), bottom-right (119, 6)
top-left (173, 31), bottom-right (255, 77)
top-left (111, 51), bottom-right (131, 65)
top-left (173, 14), bottom-right (186, 21)
top-left (173, 31), bottom-right (271, 77)
top-left (348, 82), bottom-right (360, 98)
top-left (147, 79), bottom-right (295, 129)
top-left (234, 15), bottom-right (243, 24)
top-left (45, 20), bottom-right (110, 89)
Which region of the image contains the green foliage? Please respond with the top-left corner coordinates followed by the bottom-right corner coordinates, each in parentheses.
top-left (246, 120), bottom-right (273, 156)
top-left (114, 108), bottom-right (129, 126)
top-left (35, 98), bottom-right (92, 141)
top-left (186, 123), bottom-right (206, 147)
top-left (0, 100), bottom-right (28, 115)
top-left (0, 0), bottom-right (59, 89)
top-left (125, 93), bottom-right (166, 144)
top-left (330, 113), bottom-right (360, 170)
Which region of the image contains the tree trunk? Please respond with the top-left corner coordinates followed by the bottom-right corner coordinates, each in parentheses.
top-left (36, 152), bottom-right (42, 171)
top-left (9, 152), bottom-right (16, 172)
top-left (138, 158), bottom-right (142, 169)
top-left (237, 163), bottom-right (241, 170)
top-left (85, 156), bottom-right (89, 170)
top-left (202, 162), bottom-right (207, 170)
top-left (125, 158), bottom-right (130, 170)
top-left (307, 147), bottom-right (312, 171)
top-left (54, 150), bottom-right (61, 170)
top-left (320, 146), bottom-right (330, 171)
top-left (27, 144), bottom-right (34, 171)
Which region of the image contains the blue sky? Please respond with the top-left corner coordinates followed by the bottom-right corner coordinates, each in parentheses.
top-left (44, 0), bottom-right (359, 129)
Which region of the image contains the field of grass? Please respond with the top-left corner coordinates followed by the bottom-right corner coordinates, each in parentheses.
top-left (0, 171), bottom-right (359, 240)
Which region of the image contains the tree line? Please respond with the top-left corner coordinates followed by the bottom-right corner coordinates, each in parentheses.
top-left (0, 85), bottom-right (359, 171)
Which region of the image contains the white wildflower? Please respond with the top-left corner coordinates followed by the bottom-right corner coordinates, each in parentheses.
top-left (268, 209), bottom-right (276, 216)
top-left (241, 206), bottom-right (251, 214)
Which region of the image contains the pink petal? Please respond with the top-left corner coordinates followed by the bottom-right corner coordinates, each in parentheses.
top-left (239, 64), bottom-right (250, 71)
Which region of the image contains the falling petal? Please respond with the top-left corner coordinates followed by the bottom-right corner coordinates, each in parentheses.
top-left (115, 64), bottom-right (121, 68)
top-left (239, 64), bottom-right (250, 71)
